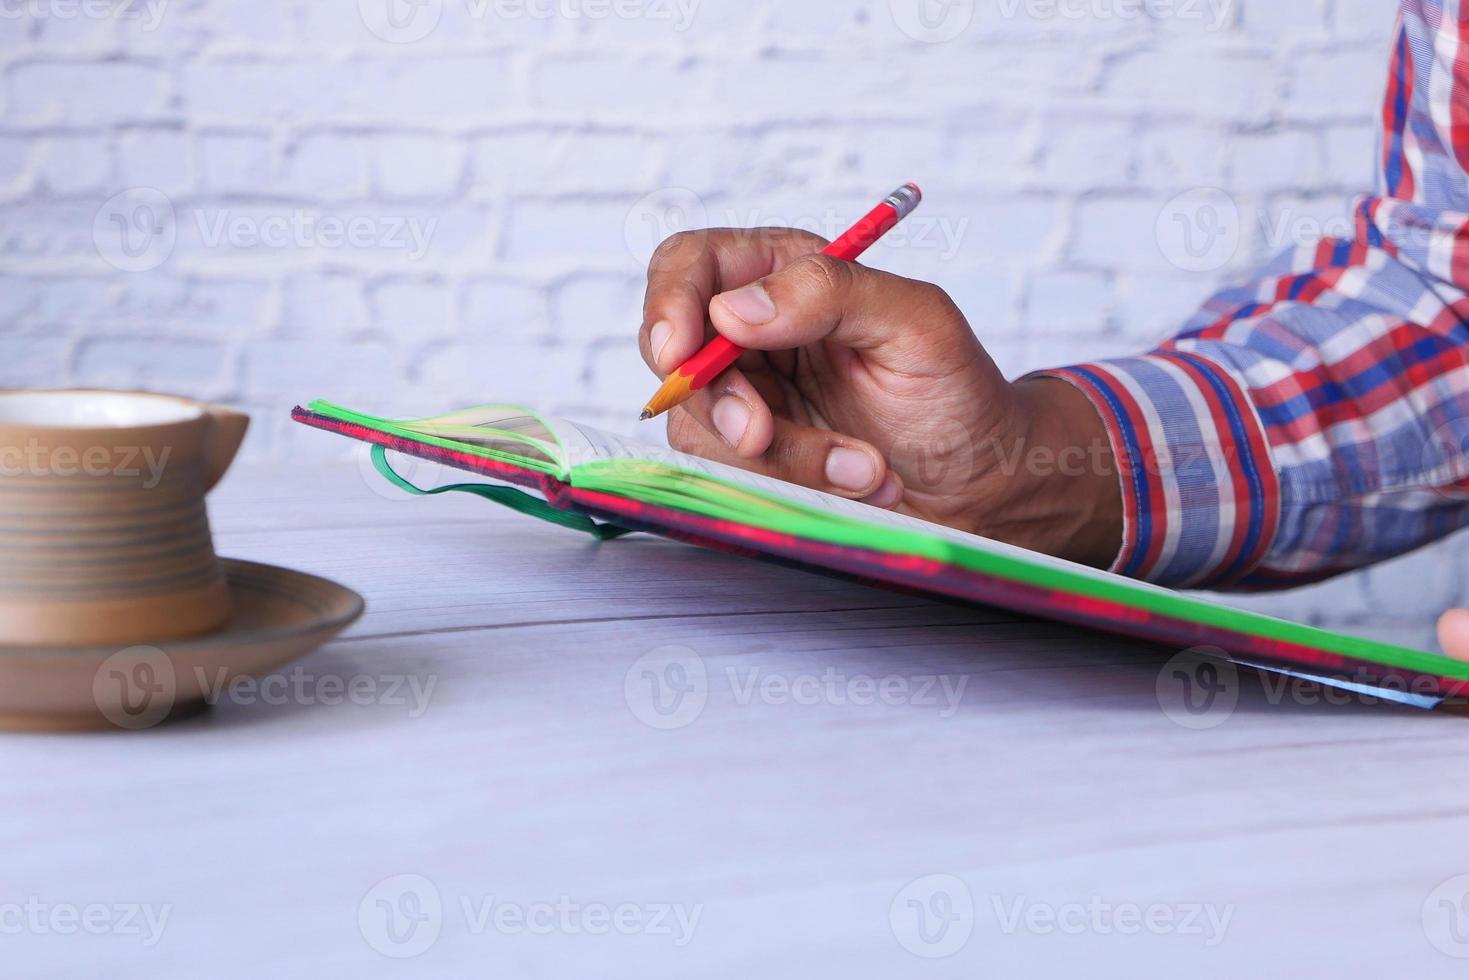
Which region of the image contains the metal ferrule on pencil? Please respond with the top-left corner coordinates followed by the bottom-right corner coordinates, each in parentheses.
top-left (885, 182), bottom-right (923, 220)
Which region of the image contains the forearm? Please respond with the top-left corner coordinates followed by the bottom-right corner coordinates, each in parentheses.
top-left (1037, 243), bottom-right (1469, 590)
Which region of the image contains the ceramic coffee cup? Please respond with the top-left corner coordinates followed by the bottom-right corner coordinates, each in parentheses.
top-left (0, 390), bottom-right (249, 647)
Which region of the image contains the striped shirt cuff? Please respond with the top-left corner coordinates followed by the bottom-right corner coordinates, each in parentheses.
top-left (1032, 351), bottom-right (1281, 589)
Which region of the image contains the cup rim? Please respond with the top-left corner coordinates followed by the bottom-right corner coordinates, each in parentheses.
top-left (0, 389), bottom-right (205, 430)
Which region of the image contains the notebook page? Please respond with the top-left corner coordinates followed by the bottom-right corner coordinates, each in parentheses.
top-left (391, 405), bottom-right (557, 440)
top-left (410, 408), bottom-right (564, 469)
top-left (549, 416), bottom-right (1181, 599)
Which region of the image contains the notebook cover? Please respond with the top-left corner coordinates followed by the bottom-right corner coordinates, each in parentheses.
top-left (292, 406), bottom-right (1469, 700)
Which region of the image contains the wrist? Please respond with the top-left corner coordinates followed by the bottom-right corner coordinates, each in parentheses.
top-left (1002, 377), bottom-right (1123, 568)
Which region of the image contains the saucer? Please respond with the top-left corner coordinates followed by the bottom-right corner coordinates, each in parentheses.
top-left (0, 558), bottom-right (365, 732)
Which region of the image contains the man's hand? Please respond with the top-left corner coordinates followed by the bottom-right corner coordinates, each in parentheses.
top-left (638, 227), bottom-right (1124, 568)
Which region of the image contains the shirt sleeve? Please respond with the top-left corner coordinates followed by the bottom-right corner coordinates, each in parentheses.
top-left (1036, 0), bottom-right (1469, 591)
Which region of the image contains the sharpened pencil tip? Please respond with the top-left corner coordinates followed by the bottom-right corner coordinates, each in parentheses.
top-left (639, 409), bottom-right (654, 421)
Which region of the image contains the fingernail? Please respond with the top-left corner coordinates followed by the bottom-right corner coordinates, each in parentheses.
top-left (825, 447), bottom-right (877, 492)
top-left (717, 284), bottom-right (777, 325)
top-left (712, 396), bottom-right (751, 447)
top-left (649, 320), bottom-right (673, 369)
top-left (861, 473), bottom-right (902, 509)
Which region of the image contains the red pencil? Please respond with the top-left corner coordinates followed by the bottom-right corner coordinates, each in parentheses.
top-left (639, 182), bottom-right (923, 420)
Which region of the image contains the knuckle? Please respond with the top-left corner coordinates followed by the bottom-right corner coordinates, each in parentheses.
top-left (786, 253), bottom-right (850, 299)
top-left (905, 278), bottom-right (964, 330)
top-left (919, 280), bottom-right (961, 318)
top-left (650, 230), bottom-right (705, 268)
top-left (766, 428), bottom-right (813, 481)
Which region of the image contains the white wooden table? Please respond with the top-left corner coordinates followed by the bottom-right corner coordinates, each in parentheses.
top-left (6, 460), bottom-right (1469, 978)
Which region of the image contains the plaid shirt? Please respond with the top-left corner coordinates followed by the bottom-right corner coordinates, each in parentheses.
top-left (1042, 0), bottom-right (1469, 590)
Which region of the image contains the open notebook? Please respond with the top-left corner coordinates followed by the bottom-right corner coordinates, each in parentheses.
top-left (293, 399), bottom-right (1469, 708)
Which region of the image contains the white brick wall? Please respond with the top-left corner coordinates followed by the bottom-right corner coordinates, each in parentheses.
top-left (4, 0), bottom-right (1459, 636)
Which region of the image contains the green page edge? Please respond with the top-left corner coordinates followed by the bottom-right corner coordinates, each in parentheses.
top-left (309, 400), bottom-right (567, 477)
top-left (309, 399), bottom-right (1469, 682)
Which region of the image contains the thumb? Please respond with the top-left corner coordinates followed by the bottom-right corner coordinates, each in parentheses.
top-left (707, 253), bottom-right (976, 362)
